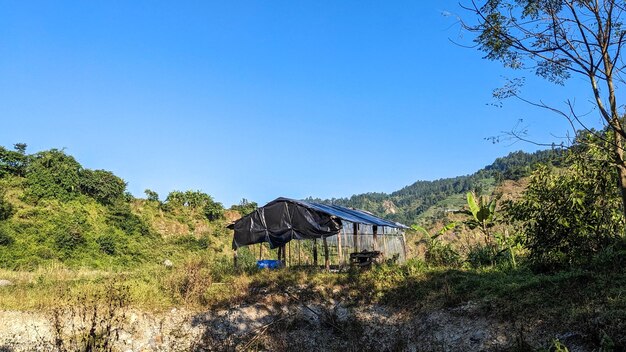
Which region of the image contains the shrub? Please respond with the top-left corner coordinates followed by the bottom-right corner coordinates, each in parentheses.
top-left (80, 169), bottom-right (126, 205)
top-left (425, 240), bottom-right (461, 267)
top-left (50, 283), bottom-right (130, 352)
top-left (0, 190), bottom-right (14, 221)
top-left (230, 198), bottom-right (258, 216)
top-left (0, 226), bottom-right (13, 246)
top-left (163, 190), bottom-right (224, 221)
top-left (96, 233), bottom-right (117, 255)
top-left (24, 149), bottom-right (82, 202)
top-left (507, 136), bottom-right (624, 270)
top-left (106, 201), bottom-right (151, 236)
top-left (466, 243), bottom-right (498, 268)
top-left (164, 256), bottom-right (213, 305)
top-left (51, 211), bottom-right (90, 254)
top-left (54, 229), bottom-right (86, 253)
top-left (204, 201), bottom-right (224, 221)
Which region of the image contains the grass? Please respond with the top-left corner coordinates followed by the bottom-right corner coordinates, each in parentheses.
top-left (1, 256), bottom-right (625, 349)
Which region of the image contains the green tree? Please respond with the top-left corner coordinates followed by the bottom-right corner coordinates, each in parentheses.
top-left (230, 198), bottom-right (258, 216)
top-left (0, 143), bottom-right (29, 177)
top-left (465, 0), bottom-right (626, 218)
top-left (144, 189), bottom-right (160, 202)
top-left (164, 190), bottom-right (224, 220)
top-left (506, 132), bottom-right (624, 269)
top-left (204, 201), bottom-right (224, 221)
top-left (24, 149), bottom-right (82, 202)
top-left (80, 169), bottom-right (127, 205)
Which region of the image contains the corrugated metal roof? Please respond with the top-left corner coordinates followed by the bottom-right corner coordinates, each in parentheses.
top-left (270, 197), bottom-right (409, 229)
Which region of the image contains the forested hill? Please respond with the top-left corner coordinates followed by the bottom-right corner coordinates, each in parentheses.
top-left (306, 149), bottom-right (564, 225)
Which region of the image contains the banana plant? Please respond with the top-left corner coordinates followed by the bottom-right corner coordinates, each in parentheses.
top-left (411, 222), bottom-right (456, 241)
top-left (464, 192), bottom-right (518, 268)
top-left (464, 192), bottom-right (498, 240)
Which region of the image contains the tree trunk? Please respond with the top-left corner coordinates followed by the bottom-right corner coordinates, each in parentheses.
top-left (613, 130), bottom-right (626, 220)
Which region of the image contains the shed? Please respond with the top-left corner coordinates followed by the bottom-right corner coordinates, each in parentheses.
top-left (229, 197), bottom-right (409, 268)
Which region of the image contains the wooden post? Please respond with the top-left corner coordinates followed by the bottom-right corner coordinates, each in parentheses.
top-left (383, 231), bottom-right (388, 259)
top-left (288, 241), bottom-right (291, 267)
top-left (259, 243), bottom-right (263, 260)
top-left (401, 231), bottom-right (407, 262)
top-left (337, 230), bottom-right (343, 267)
top-left (278, 246), bottom-right (283, 263)
top-left (313, 239), bottom-right (318, 266)
top-left (298, 240), bottom-right (301, 266)
top-left (353, 223), bottom-right (359, 253)
top-left (323, 236), bottom-right (330, 271)
top-left (233, 249), bottom-right (238, 268)
top-left (373, 225), bottom-right (378, 251)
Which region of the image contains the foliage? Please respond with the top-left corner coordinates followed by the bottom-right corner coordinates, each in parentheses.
top-left (466, 0), bottom-right (626, 220)
top-left (0, 225), bottom-right (14, 246)
top-left (96, 232), bottom-right (117, 255)
top-left (106, 201), bottom-right (151, 236)
top-left (164, 256), bottom-right (213, 306)
top-left (0, 187), bottom-right (15, 221)
top-left (24, 149), bottom-right (82, 202)
top-left (144, 188), bottom-right (160, 202)
top-left (52, 211), bottom-right (90, 255)
top-left (506, 134), bottom-right (625, 270)
top-left (204, 201), bottom-right (224, 221)
top-left (464, 192), bottom-right (498, 237)
top-left (230, 198), bottom-right (258, 216)
top-left (80, 169), bottom-right (127, 205)
top-left (412, 223), bottom-right (461, 267)
top-left (309, 149), bottom-right (563, 225)
top-left (164, 190), bottom-right (224, 221)
top-left (0, 143), bottom-right (29, 178)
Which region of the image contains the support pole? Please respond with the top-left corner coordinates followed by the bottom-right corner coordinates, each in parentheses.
top-left (337, 229), bottom-right (343, 267)
top-left (323, 236), bottom-right (330, 271)
top-left (298, 240), bottom-right (301, 266)
top-left (313, 239), bottom-right (318, 266)
top-left (233, 249), bottom-right (238, 269)
top-left (353, 223), bottom-right (359, 253)
top-left (373, 225), bottom-right (378, 251)
top-left (401, 231), bottom-right (407, 262)
top-left (259, 243), bottom-right (263, 260)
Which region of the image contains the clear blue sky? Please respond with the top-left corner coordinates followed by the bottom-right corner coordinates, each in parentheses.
top-left (0, 1), bottom-right (604, 207)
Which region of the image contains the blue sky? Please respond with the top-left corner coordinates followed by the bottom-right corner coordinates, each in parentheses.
top-left (0, 1), bottom-right (604, 206)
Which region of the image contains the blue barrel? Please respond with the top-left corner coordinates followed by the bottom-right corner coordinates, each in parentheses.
top-left (256, 259), bottom-right (283, 269)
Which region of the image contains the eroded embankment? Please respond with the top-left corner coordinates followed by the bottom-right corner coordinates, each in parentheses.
top-left (0, 292), bottom-right (592, 352)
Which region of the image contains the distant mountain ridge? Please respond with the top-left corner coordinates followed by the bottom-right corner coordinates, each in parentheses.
top-left (305, 149), bottom-right (564, 225)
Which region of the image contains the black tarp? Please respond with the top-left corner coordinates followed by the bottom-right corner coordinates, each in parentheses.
top-left (230, 197), bottom-right (408, 249)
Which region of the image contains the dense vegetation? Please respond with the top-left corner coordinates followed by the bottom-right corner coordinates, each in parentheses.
top-left (1, 139), bottom-right (626, 350)
top-left (308, 148), bottom-right (564, 225)
top-left (0, 143), bottom-right (236, 270)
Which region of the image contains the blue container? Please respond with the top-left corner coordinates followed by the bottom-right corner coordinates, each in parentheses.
top-left (256, 259), bottom-right (283, 269)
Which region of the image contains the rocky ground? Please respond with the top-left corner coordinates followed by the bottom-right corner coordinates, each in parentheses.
top-left (0, 294), bottom-right (592, 352)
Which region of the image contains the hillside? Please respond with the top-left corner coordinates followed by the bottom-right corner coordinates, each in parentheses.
top-left (0, 145), bottom-right (237, 271)
top-left (307, 149), bottom-right (565, 225)
top-left (1, 141), bottom-right (626, 351)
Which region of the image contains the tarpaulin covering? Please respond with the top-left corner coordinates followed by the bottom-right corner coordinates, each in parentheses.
top-left (230, 197), bottom-right (408, 249)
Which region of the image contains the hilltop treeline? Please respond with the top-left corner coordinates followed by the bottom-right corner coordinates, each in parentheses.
top-left (0, 144), bottom-right (237, 270)
top-left (307, 149), bottom-right (564, 224)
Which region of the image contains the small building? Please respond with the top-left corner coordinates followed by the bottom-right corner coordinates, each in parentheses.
top-left (228, 197), bottom-right (409, 268)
